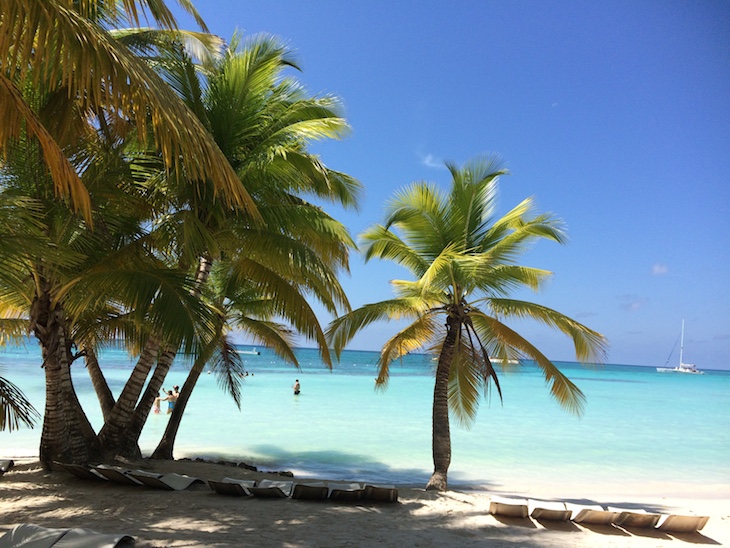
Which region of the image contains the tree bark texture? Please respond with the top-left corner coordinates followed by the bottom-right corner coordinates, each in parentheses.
top-left (426, 314), bottom-right (459, 491)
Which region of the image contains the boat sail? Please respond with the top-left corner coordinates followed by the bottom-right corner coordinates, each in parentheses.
top-left (657, 320), bottom-right (702, 374)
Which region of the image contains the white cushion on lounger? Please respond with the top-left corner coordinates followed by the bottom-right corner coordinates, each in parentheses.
top-left (657, 514), bottom-right (710, 533)
top-left (528, 499), bottom-right (571, 521)
top-left (489, 496), bottom-right (529, 518)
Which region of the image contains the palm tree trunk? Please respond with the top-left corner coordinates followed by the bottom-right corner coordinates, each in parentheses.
top-left (33, 288), bottom-right (99, 468)
top-left (426, 315), bottom-right (458, 491)
top-left (150, 359), bottom-right (204, 460)
top-left (151, 256), bottom-right (215, 460)
top-left (96, 335), bottom-right (160, 456)
top-left (84, 345), bottom-right (115, 421)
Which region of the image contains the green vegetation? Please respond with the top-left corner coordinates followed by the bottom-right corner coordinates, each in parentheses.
top-left (1, 1), bottom-right (606, 492)
top-left (327, 156), bottom-right (607, 490)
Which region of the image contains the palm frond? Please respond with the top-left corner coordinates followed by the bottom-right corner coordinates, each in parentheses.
top-left (377, 313), bottom-right (442, 388)
top-left (471, 312), bottom-right (586, 415)
top-left (488, 299), bottom-right (608, 363)
top-left (0, 375), bottom-right (40, 432)
top-left (326, 298), bottom-right (428, 357)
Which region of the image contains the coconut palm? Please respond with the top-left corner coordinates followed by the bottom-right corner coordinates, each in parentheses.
top-left (327, 156), bottom-right (608, 491)
top-left (95, 33), bottom-right (360, 459)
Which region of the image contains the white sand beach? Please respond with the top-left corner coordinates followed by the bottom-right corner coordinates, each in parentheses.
top-left (1, 458), bottom-right (728, 547)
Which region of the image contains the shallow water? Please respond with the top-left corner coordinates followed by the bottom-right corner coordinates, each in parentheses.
top-left (1, 344), bottom-right (728, 493)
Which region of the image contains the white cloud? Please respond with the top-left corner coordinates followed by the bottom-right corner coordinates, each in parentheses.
top-left (652, 263), bottom-right (669, 276)
top-left (420, 153), bottom-right (445, 169)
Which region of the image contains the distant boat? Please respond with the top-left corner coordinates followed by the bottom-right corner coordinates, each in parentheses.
top-left (657, 320), bottom-right (702, 374)
top-left (238, 348), bottom-right (261, 356)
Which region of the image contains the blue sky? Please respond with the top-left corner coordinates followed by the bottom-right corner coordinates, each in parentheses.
top-left (173, 1), bottom-right (729, 369)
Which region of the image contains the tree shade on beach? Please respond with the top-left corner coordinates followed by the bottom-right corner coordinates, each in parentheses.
top-left (327, 156), bottom-right (608, 490)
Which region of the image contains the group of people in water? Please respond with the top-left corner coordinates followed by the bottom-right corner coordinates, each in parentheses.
top-left (153, 379), bottom-right (300, 415)
top-left (153, 385), bottom-right (179, 414)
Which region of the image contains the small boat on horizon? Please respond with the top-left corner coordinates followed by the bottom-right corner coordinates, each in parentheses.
top-left (657, 320), bottom-right (703, 374)
top-left (237, 348), bottom-right (261, 356)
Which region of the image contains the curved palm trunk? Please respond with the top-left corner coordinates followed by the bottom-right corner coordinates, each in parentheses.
top-left (84, 345), bottom-right (115, 421)
top-left (150, 358), bottom-right (204, 459)
top-left (425, 314), bottom-right (459, 491)
top-left (33, 289), bottom-right (99, 468)
top-left (151, 256), bottom-right (215, 460)
top-left (98, 256), bottom-right (214, 459)
top-left (96, 335), bottom-right (160, 455)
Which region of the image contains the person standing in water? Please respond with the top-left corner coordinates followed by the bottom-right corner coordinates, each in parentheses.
top-left (161, 389), bottom-right (178, 413)
top-left (292, 379), bottom-right (301, 395)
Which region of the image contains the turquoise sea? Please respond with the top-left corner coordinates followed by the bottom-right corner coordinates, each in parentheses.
top-left (1, 344), bottom-right (729, 495)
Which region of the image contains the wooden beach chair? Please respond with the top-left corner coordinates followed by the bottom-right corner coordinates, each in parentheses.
top-left (565, 502), bottom-right (620, 525)
top-left (248, 479), bottom-right (293, 498)
top-left (528, 499), bottom-right (571, 521)
top-left (364, 484), bottom-right (399, 503)
top-left (126, 471), bottom-right (205, 491)
top-left (488, 496), bottom-right (529, 518)
top-left (328, 483), bottom-right (365, 502)
top-left (291, 482), bottom-right (329, 501)
top-left (608, 506), bottom-right (661, 528)
top-left (656, 514), bottom-right (710, 533)
top-left (208, 478), bottom-right (256, 496)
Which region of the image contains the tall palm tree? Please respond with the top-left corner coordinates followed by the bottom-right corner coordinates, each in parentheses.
top-left (97, 33), bottom-right (360, 459)
top-left (327, 156), bottom-right (608, 491)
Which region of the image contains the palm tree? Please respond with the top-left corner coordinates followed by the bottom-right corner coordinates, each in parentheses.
top-left (96, 33), bottom-right (360, 459)
top-left (327, 156), bottom-right (608, 491)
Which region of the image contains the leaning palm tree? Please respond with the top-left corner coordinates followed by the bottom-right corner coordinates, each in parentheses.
top-left (327, 156), bottom-right (608, 491)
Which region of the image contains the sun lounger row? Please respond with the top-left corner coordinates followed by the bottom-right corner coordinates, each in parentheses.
top-left (209, 478), bottom-right (398, 502)
top-left (488, 496), bottom-right (709, 533)
top-left (54, 462), bottom-right (398, 502)
top-left (54, 462), bottom-right (205, 491)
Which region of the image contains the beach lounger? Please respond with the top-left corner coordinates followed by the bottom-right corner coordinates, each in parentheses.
top-left (208, 478), bottom-right (256, 497)
top-left (528, 499), bottom-right (571, 521)
top-left (0, 523), bottom-right (68, 547)
top-left (0, 459), bottom-right (14, 475)
top-left (364, 484), bottom-right (398, 503)
top-left (92, 465), bottom-right (143, 486)
top-left (608, 506), bottom-right (661, 528)
top-left (328, 483), bottom-right (365, 502)
top-left (126, 472), bottom-right (205, 491)
top-left (565, 502), bottom-right (620, 525)
top-left (0, 524), bottom-right (134, 548)
top-left (488, 496), bottom-right (529, 518)
top-left (656, 514), bottom-right (710, 533)
top-left (291, 482), bottom-right (329, 501)
top-left (54, 462), bottom-right (107, 482)
top-left (248, 479), bottom-right (293, 498)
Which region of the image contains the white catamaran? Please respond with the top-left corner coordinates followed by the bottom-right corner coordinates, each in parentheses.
top-left (657, 320), bottom-right (703, 374)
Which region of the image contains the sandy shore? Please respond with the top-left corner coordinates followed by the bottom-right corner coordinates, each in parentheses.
top-left (0, 458), bottom-right (728, 547)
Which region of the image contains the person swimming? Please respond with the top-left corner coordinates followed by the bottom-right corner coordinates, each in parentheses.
top-left (292, 379), bottom-right (300, 395)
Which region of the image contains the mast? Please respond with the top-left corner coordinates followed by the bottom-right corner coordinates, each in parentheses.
top-left (679, 319), bottom-right (685, 366)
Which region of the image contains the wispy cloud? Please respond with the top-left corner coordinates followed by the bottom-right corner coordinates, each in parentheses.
top-left (652, 263), bottom-right (668, 276)
top-left (420, 153), bottom-right (445, 169)
top-left (618, 294), bottom-right (648, 311)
